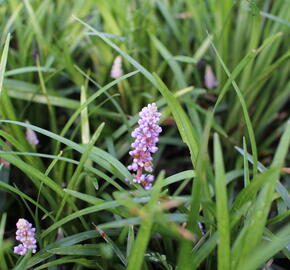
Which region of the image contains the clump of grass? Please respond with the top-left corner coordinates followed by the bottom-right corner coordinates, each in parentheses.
top-left (0, 0), bottom-right (290, 269)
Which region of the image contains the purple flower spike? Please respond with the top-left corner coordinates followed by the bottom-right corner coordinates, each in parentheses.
top-left (204, 65), bottom-right (218, 89)
top-left (127, 103), bottom-right (162, 189)
top-left (14, 218), bottom-right (37, 256)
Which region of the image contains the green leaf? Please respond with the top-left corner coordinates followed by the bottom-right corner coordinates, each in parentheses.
top-left (177, 113), bottom-right (212, 270)
top-left (214, 133), bottom-right (230, 270)
top-left (153, 74), bottom-right (199, 163)
top-left (27, 230), bottom-right (104, 268)
top-left (192, 202), bottom-right (251, 269)
top-left (13, 250), bottom-right (32, 270)
top-left (163, 170), bottom-right (195, 186)
top-left (55, 123), bottom-right (105, 221)
top-left (0, 34), bottom-right (10, 96)
top-left (192, 233), bottom-right (218, 269)
top-left (267, 210), bottom-right (290, 225)
top-left (0, 213), bottom-right (7, 248)
top-left (0, 181), bottom-right (52, 219)
top-left (231, 167), bottom-right (279, 212)
top-left (41, 201), bottom-right (120, 238)
top-left (170, 55), bottom-right (197, 64)
top-left (64, 189), bottom-right (103, 205)
top-left (0, 120), bottom-right (131, 181)
top-left (5, 66), bottom-right (55, 76)
top-left (73, 16), bottom-right (156, 85)
top-left (33, 256), bottom-right (99, 270)
top-left (6, 90), bottom-right (80, 109)
top-left (239, 224), bottom-right (290, 270)
top-left (0, 150), bottom-right (124, 191)
top-left (48, 244), bottom-right (100, 256)
top-left (126, 226), bottom-right (134, 259)
top-left (95, 227), bottom-right (127, 266)
top-left (56, 70), bottom-right (139, 153)
top-left (0, 153), bottom-right (60, 208)
top-left (151, 35), bottom-right (187, 88)
top-left (233, 165), bottom-right (281, 270)
top-left (242, 137), bottom-right (250, 187)
top-left (127, 172), bottom-right (165, 270)
top-left (210, 38), bottom-right (258, 176)
top-left (235, 120), bottom-right (290, 209)
top-left (1, 154), bottom-right (60, 200)
top-left (271, 120), bottom-right (290, 168)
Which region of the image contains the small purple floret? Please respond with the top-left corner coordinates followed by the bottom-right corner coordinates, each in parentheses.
top-left (26, 127), bottom-right (39, 146)
top-left (14, 218), bottom-right (37, 256)
top-left (111, 55), bottom-right (123, 79)
top-left (127, 103), bottom-right (161, 189)
top-left (204, 65), bottom-right (218, 89)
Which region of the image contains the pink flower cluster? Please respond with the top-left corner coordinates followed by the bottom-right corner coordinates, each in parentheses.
top-left (127, 103), bottom-right (162, 189)
top-left (14, 218), bottom-right (37, 256)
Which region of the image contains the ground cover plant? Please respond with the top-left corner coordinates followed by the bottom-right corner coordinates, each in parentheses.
top-left (0, 0), bottom-right (290, 269)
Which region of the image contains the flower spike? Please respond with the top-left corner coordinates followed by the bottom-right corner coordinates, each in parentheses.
top-left (14, 218), bottom-right (37, 256)
top-left (127, 103), bottom-right (162, 189)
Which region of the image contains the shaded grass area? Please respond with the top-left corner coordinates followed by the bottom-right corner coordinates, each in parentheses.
top-left (0, 0), bottom-right (290, 269)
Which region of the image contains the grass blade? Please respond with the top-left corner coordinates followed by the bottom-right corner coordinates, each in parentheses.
top-left (239, 224), bottom-right (290, 270)
top-left (48, 244), bottom-right (100, 256)
top-left (210, 39), bottom-right (258, 176)
top-left (0, 34), bottom-right (10, 96)
top-left (127, 172), bottom-right (165, 270)
top-left (0, 120), bottom-right (131, 180)
top-left (73, 16), bottom-right (156, 85)
top-left (55, 123), bottom-right (105, 221)
top-left (214, 133), bottom-right (230, 270)
top-left (233, 120), bottom-right (290, 270)
top-left (153, 74), bottom-right (199, 163)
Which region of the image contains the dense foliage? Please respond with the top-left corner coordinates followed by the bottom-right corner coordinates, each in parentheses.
top-left (0, 0), bottom-right (289, 269)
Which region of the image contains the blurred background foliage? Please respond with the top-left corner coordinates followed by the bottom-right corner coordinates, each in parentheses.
top-left (0, 0), bottom-right (289, 269)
